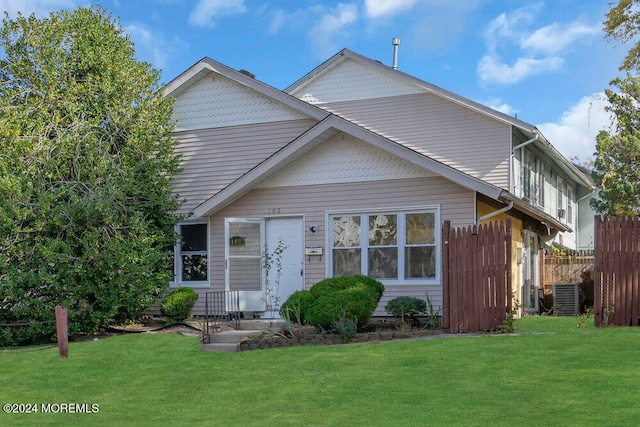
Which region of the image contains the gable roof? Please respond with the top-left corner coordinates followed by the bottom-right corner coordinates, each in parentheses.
top-left (164, 56), bottom-right (329, 122)
top-left (285, 49), bottom-right (592, 191)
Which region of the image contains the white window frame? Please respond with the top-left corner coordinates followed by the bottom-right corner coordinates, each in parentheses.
top-left (326, 206), bottom-right (441, 285)
top-left (224, 218), bottom-right (264, 292)
top-left (173, 221), bottom-right (209, 288)
top-left (567, 187), bottom-right (575, 226)
top-left (521, 148), bottom-right (545, 208)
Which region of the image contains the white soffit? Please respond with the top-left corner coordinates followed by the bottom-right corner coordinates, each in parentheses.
top-left (172, 73), bottom-right (310, 131)
top-left (257, 132), bottom-right (435, 188)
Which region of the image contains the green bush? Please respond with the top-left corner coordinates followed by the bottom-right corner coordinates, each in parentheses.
top-left (306, 287), bottom-right (378, 330)
top-left (0, 323), bottom-right (57, 348)
top-left (280, 275), bottom-right (384, 331)
top-left (161, 288), bottom-right (198, 322)
top-left (279, 289), bottom-right (314, 323)
top-left (385, 296), bottom-right (427, 324)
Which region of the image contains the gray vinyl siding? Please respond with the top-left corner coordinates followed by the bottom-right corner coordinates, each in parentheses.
top-left (171, 118), bottom-right (318, 214)
top-left (188, 176), bottom-right (475, 315)
top-left (321, 93), bottom-right (512, 189)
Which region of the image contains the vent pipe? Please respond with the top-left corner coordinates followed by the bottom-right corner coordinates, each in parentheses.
top-left (392, 37), bottom-right (400, 70)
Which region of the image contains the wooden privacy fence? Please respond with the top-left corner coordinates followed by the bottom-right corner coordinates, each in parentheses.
top-left (595, 216), bottom-right (640, 327)
top-left (543, 250), bottom-right (595, 286)
top-left (443, 218), bottom-right (512, 333)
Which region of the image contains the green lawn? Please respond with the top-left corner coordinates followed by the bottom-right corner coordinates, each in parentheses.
top-left (1, 316), bottom-right (639, 426)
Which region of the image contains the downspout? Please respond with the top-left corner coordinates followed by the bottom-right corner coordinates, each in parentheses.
top-left (477, 200), bottom-right (513, 226)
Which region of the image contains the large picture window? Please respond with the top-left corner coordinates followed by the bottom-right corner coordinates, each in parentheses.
top-left (330, 209), bottom-right (439, 283)
top-left (176, 222), bottom-right (208, 286)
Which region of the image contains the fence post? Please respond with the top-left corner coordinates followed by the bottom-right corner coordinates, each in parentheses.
top-left (55, 305), bottom-right (68, 358)
top-left (442, 221), bottom-right (451, 332)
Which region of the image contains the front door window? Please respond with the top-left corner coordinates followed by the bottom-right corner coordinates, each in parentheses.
top-left (226, 220), bottom-right (262, 291)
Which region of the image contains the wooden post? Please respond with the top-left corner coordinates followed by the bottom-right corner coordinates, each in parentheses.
top-left (55, 305), bottom-right (68, 358)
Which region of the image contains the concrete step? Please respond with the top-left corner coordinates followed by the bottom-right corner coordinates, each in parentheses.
top-left (238, 319), bottom-right (287, 331)
top-left (200, 343), bottom-right (240, 353)
top-left (200, 329), bottom-right (263, 353)
top-left (208, 330), bottom-right (262, 344)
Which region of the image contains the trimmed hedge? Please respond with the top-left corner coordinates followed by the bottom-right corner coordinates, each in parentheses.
top-left (280, 275), bottom-right (384, 331)
top-left (161, 287), bottom-right (198, 322)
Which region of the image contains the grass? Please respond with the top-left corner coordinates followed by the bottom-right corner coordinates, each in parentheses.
top-left (1, 316), bottom-right (639, 426)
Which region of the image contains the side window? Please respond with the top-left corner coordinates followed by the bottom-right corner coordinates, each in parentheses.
top-left (177, 223), bottom-right (208, 284)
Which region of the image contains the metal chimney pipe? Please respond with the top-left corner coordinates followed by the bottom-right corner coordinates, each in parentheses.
top-left (392, 37), bottom-right (400, 70)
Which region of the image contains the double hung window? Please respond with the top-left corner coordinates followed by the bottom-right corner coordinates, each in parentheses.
top-left (175, 222), bottom-right (208, 286)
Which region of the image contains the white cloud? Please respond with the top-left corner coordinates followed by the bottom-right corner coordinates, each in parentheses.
top-left (188, 0), bottom-right (246, 27)
top-left (521, 22), bottom-right (600, 55)
top-left (477, 54), bottom-right (564, 85)
top-left (479, 6), bottom-right (598, 86)
top-left (364, 0), bottom-right (418, 19)
top-left (483, 8), bottom-right (535, 53)
top-left (0, 0), bottom-right (82, 17)
top-left (125, 24), bottom-right (188, 73)
top-left (481, 97), bottom-right (516, 116)
top-left (538, 93), bottom-right (613, 162)
top-left (308, 3), bottom-right (358, 57)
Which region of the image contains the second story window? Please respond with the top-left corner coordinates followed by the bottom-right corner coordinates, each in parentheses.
top-left (521, 149), bottom-right (544, 207)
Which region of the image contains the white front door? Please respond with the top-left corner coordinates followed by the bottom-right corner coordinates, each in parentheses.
top-left (265, 217), bottom-right (304, 314)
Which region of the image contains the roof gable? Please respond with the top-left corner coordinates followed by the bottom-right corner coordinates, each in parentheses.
top-left (164, 57), bottom-right (328, 131)
top-left (172, 73), bottom-right (311, 131)
top-left (256, 132), bottom-right (435, 189)
top-left (289, 56), bottom-right (423, 104)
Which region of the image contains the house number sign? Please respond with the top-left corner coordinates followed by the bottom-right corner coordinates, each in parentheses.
top-left (268, 208), bottom-right (282, 214)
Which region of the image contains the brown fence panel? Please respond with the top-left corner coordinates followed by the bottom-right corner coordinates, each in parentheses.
top-left (595, 216), bottom-right (640, 327)
top-left (443, 218), bottom-right (512, 333)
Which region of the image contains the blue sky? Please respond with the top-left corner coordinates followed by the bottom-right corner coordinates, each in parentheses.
top-left (2, 1), bottom-right (628, 162)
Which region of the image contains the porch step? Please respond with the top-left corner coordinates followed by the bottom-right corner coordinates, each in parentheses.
top-left (238, 319), bottom-right (286, 331)
top-left (199, 330), bottom-right (262, 353)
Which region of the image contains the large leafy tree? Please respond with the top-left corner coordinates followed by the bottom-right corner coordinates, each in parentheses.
top-left (591, 2), bottom-right (640, 217)
top-left (591, 77), bottom-right (640, 216)
top-left (0, 6), bottom-right (182, 344)
top-left (604, 0), bottom-right (640, 73)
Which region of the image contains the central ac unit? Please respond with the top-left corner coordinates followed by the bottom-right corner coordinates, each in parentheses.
top-left (553, 283), bottom-right (580, 315)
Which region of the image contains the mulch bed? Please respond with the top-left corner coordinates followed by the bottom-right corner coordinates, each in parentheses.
top-left (238, 327), bottom-right (444, 351)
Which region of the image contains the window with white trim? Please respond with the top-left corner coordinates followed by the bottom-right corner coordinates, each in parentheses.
top-left (330, 209), bottom-right (439, 282)
top-left (175, 222), bottom-right (208, 286)
top-left (567, 187), bottom-right (574, 225)
top-left (521, 148), bottom-right (545, 207)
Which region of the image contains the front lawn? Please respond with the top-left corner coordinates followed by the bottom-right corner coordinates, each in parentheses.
top-left (1, 316), bottom-right (638, 426)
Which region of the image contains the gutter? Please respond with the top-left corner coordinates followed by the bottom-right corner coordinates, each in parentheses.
top-left (477, 200), bottom-right (513, 226)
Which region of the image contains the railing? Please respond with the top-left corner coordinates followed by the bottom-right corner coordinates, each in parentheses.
top-left (203, 291), bottom-right (240, 341)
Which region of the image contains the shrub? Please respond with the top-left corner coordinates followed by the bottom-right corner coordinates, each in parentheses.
top-left (331, 315), bottom-right (358, 343)
top-left (161, 288), bottom-right (198, 322)
top-left (279, 289), bottom-right (314, 324)
top-left (385, 296), bottom-right (427, 325)
top-left (306, 287), bottom-right (378, 330)
top-left (280, 275), bottom-right (384, 331)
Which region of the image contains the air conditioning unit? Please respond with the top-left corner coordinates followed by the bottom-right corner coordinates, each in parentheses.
top-left (553, 283), bottom-right (580, 315)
